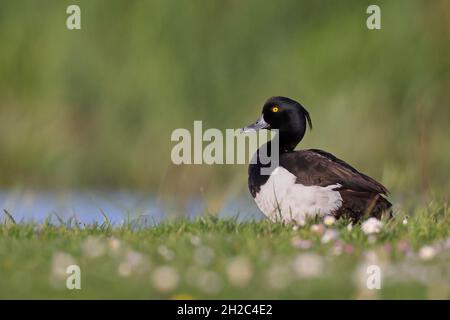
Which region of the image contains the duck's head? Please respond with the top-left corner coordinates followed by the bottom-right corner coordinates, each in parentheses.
top-left (242, 96), bottom-right (312, 151)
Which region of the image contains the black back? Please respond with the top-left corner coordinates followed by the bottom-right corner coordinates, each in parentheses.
top-left (280, 149), bottom-right (389, 194)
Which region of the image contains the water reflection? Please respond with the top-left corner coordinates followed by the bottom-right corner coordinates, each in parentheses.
top-left (0, 190), bottom-right (263, 225)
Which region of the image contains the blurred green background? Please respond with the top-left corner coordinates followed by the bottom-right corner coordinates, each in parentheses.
top-left (0, 0), bottom-right (449, 208)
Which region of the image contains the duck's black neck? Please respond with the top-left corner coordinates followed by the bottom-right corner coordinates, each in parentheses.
top-left (254, 131), bottom-right (303, 165)
top-left (278, 131), bottom-right (302, 153)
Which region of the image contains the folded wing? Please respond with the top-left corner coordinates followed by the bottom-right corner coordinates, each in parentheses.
top-left (279, 149), bottom-right (389, 195)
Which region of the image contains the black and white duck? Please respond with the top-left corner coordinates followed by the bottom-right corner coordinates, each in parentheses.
top-left (242, 96), bottom-right (392, 223)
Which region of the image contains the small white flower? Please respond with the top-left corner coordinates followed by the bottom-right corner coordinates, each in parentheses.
top-left (196, 271), bottom-right (222, 295)
top-left (266, 264), bottom-right (291, 290)
top-left (347, 223), bottom-right (353, 231)
top-left (126, 251), bottom-right (144, 266)
top-left (321, 229), bottom-right (339, 244)
top-left (193, 245), bottom-right (215, 267)
top-left (190, 235), bottom-right (201, 246)
top-left (151, 266), bottom-right (179, 292)
top-left (226, 256), bottom-right (253, 288)
top-left (108, 237), bottom-right (121, 251)
top-left (293, 253), bottom-right (324, 278)
top-left (81, 236), bottom-right (106, 259)
top-left (310, 224), bottom-right (325, 235)
top-left (292, 225), bottom-right (299, 231)
top-left (332, 243), bottom-right (343, 256)
top-left (323, 215), bottom-right (336, 226)
top-left (49, 252), bottom-right (78, 289)
top-left (118, 261), bottom-right (133, 277)
top-left (158, 245), bottom-right (175, 261)
top-left (117, 250), bottom-right (148, 277)
top-left (402, 218), bottom-right (408, 225)
top-left (51, 252), bottom-right (76, 280)
top-left (361, 218), bottom-right (383, 235)
top-left (418, 245), bottom-right (436, 261)
top-left (291, 237), bottom-right (312, 249)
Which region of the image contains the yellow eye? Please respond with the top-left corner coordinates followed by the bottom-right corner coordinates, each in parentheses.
top-left (272, 106), bottom-right (279, 113)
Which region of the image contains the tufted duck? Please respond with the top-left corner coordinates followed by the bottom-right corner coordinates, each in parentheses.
top-left (242, 96), bottom-right (392, 223)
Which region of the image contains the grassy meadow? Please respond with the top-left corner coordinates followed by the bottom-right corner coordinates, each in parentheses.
top-left (0, 1), bottom-right (449, 299)
top-left (1, 202), bottom-right (449, 299)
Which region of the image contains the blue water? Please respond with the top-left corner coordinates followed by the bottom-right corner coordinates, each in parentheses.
top-left (0, 190), bottom-right (263, 226)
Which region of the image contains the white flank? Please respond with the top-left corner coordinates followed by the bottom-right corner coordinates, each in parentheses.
top-left (254, 167), bottom-right (343, 223)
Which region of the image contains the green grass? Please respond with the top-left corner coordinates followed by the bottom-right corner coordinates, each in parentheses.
top-left (1, 202), bottom-right (449, 299)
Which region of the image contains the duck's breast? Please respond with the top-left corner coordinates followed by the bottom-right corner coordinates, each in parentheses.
top-left (254, 166), bottom-right (343, 223)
